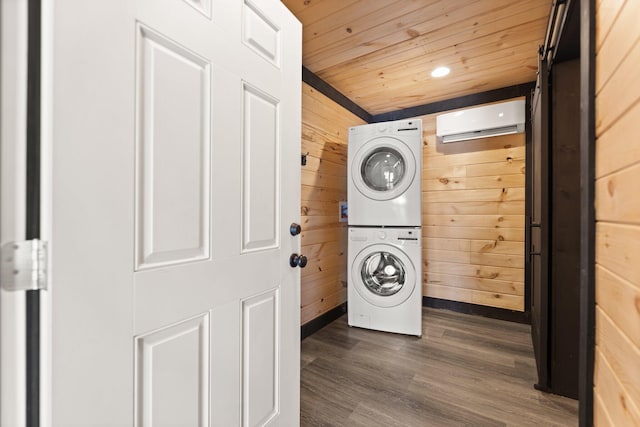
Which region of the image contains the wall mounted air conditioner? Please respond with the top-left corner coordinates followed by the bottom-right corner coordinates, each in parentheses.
top-left (436, 99), bottom-right (525, 143)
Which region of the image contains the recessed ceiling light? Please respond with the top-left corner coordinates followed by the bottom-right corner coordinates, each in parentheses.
top-left (431, 66), bottom-right (450, 78)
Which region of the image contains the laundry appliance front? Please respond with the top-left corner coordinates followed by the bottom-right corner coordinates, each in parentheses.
top-left (347, 119), bottom-right (423, 227)
top-left (348, 227), bottom-right (422, 336)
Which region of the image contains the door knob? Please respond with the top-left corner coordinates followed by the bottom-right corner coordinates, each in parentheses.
top-left (290, 223), bottom-right (302, 236)
top-left (289, 253), bottom-right (307, 268)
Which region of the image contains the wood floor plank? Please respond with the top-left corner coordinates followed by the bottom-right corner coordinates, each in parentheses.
top-left (300, 307), bottom-right (578, 426)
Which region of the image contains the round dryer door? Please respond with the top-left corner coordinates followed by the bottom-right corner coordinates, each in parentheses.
top-left (361, 147), bottom-right (405, 191)
top-left (351, 136), bottom-right (417, 201)
top-left (351, 244), bottom-right (416, 308)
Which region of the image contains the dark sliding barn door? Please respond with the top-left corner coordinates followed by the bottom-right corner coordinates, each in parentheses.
top-left (549, 59), bottom-right (581, 399)
top-left (529, 0), bottom-right (582, 402)
top-left (530, 57), bottom-right (581, 400)
top-left (529, 59), bottom-right (550, 391)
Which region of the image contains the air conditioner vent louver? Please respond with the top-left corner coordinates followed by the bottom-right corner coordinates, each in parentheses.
top-left (436, 100), bottom-right (525, 143)
top-left (441, 124), bottom-right (525, 143)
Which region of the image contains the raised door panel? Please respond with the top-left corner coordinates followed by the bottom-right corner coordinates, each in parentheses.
top-left (135, 314), bottom-right (210, 426)
top-left (135, 25), bottom-right (211, 270)
top-left (183, 0), bottom-right (212, 18)
top-left (242, 84), bottom-right (280, 253)
top-left (243, 0), bottom-right (281, 67)
top-left (242, 289), bottom-right (280, 427)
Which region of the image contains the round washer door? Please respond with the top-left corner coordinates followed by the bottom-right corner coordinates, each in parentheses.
top-left (351, 243), bottom-right (416, 308)
top-left (351, 136), bottom-right (417, 201)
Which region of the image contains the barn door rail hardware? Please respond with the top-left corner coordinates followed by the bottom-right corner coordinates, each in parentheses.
top-left (541, 0), bottom-right (570, 66)
top-left (1, 239), bottom-right (48, 291)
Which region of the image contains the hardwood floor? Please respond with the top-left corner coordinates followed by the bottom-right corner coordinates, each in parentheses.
top-left (300, 307), bottom-right (579, 426)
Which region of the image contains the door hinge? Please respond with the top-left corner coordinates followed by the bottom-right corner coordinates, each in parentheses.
top-left (1, 239), bottom-right (48, 291)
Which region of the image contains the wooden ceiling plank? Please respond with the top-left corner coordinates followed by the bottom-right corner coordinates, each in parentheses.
top-left (320, 3), bottom-right (546, 81)
top-left (324, 11), bottom-right (547, 84)
top-left (283, 0), bottom-right (360, 27)
top-left (306, 0), bottom-right (548, 72)
top-left (340, 40), bottom-right (541, 102)
top-left (316, 0), bottom-right (549, 80)
top-left (304, 0), bottom-right (488, 69)
top-left (339, 43), bottom-right (539, 102)
top-left (361, 72), bottom-right (535, 114)
top-left (333, 20), bottom-right (546, 92)
top-left (362, 80), bottom-right (533, 114)
top-left (363, 76), bottom-right (535, 114)
top-left (345, 49), bottom-right (538, 99)
top-left (282, 0), bottom-right (323, 14)
top-left (280, 0), bottom-right (314, 15)
top-left (302, 0), bottom-right (441, 53)
top-left (284, 0), bottom-right (551, 114)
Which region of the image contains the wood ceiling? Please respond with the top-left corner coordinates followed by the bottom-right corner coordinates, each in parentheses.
top-left (282, 0), bottom-right (552, 115)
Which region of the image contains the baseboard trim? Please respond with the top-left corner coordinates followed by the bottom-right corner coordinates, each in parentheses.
top-left (423, 297), bottom-right (530, 324)
top-left (301, 302), bottom-right (347, 340)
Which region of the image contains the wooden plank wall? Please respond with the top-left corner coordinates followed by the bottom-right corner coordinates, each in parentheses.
top-left (300, 82), bottom-right (366, 325)
top-left (593, 0), bottom-right (640, 424)
top-left (416, 99), bottom-right (526, 311)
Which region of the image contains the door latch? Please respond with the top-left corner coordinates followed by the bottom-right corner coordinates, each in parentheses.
top-left (1, 239), bottom-right (48, 291)
top-left (289, 253), bottom-right (307, 268)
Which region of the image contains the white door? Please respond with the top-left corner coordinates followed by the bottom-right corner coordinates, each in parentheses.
top-left (43, 0), bottom-right (301, 425)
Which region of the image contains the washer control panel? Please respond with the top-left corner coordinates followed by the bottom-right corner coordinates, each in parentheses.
top-left (397, 229), bottom-right (419, 245)
top-left (349, 227), bottom-right (420, 244)
top-left (349, 119), bottom-right (422, 138)
top-left (397, 229), bottom-right (418, 240)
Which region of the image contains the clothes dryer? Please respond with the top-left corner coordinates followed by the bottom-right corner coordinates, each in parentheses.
top-left (348, 119), bottom-right (422, 226)
top-left (348, 227), bottom-right (422, 336)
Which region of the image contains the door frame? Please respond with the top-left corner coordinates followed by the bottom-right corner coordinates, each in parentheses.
top-left (538, 0), bottom-right (596, 420)
top-left (578, 0), bottom-right (596, 424)
top-left (25, 0), bottom-right (43, 424)
top-left (0, 0), bottom-right (44, 424)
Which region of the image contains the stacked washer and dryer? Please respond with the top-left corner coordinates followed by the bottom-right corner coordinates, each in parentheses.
top-left (347, 119), bottom-right (423, 337)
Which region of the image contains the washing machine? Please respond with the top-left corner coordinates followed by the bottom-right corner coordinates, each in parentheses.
top-left (348, 227), bottom-right (422, 336)
top-left (348, 119), bottom-right (423, 227)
